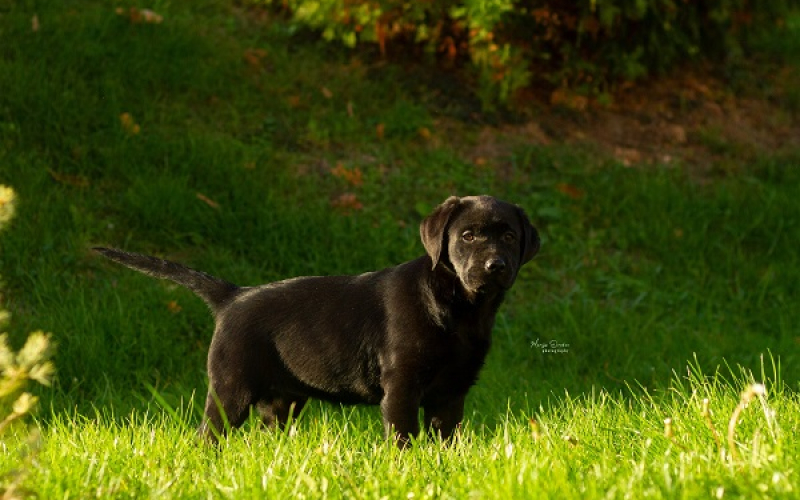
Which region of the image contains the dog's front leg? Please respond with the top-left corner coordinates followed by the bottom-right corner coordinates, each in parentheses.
top-left (380, 386), bottom-right (421, 448)
top-left (424, 394), bottom-right (465, 441)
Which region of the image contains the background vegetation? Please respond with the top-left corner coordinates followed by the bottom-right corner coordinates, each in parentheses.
top-left (260, 0), bottom-right (800, 103)
top-left (0, 0), bottom-right (798, 497)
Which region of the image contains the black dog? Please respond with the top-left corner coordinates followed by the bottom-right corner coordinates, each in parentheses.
top-left (94, 195), bottom-right (539, 446)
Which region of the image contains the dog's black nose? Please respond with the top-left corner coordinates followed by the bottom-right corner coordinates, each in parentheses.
top-left (485, 257), bottom-right (506, 273)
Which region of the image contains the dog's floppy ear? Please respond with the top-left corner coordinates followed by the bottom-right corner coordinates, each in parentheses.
top-left (420, 196), bottom-right (462, 269)
top-left (516, 205), bottom-right (540, 264)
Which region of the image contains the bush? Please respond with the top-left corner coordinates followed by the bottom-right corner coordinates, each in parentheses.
top-left (258, 0), bottom-right (799, 106)
top-left (508, 0), bottom-right (798, 92)
top-left (0, 186), bottom-right (54, 498)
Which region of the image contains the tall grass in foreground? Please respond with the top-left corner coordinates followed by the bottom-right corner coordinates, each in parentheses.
top-left (0, 357), bottom-right (793, 498)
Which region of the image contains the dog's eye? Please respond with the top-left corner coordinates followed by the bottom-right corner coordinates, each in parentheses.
top-left (503, 232), bottom-right (517, 244)
top-left (462, 231), bottom-right (475, 242)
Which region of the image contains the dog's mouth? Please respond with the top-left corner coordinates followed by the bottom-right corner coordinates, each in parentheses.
top-left (465, 269), bottom-right (515, 295)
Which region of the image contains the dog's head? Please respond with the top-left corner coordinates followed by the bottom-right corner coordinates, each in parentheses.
top-left (420, 195), bottom-right (539, 296)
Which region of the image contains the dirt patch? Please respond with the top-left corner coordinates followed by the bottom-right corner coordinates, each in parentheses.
top-left (464, 65), bottom-right (800, 180)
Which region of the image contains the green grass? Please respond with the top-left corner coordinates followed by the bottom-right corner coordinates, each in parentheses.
top-left (4, 362), bottom-right (798, 498)
top-left (1, 0), bottom-right (799, 497)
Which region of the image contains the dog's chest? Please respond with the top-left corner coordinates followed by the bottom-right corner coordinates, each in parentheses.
top-left (422, 334), bottom-right (490, 398)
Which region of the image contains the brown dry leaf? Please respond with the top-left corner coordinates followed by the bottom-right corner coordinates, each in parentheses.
top-left (440, 36), bottom-right (457, 60)
top-left (243, 48), bottom-right (268, 68)
top-left (320, 87), bottom-right (333, 99)
top-left (376, 21), bottom-right (387, 56)
top-left (119, 112), bottom-right (141, 135)
top-left (127, 8), bottom-right (142, 23)
top-left (347, 101), bottom-right (354, 117)
top-left (686, 78), bottom-right (712, 98)
top-left (330, 162), bottom-right (364, 187)
top-left (32, 14), bottom-right (40, 32)
top-left (580, 16), bottom-right (600, 38)
top-left (550, 88), bottom-right (588, 111)
top-left (116, 7), bottom-right (163, 24)
top-left (196, 192), bottom-right (220, 209)
top-left (331, 193), bottom-right (363, 213)
top-left (376, 123), bottom-right (385, 140)
top-left (418, 127), bottom-right (431, 140)
top-left (120, 112), bottom-right (134, 127)
top-left (555, 182), bottom-right (584, 199)
top-left (663, 124), bottom-right (687, 144)
top-left (166, 300), bottom-right (182, 313)
top-left (614, 147), bottom-right (642, 166)
top-left (287, 95), bottom-right (302, 108)
top-left (48, 169), bottom-right (89, 188)
top-left (139, 9), bottom-right (163, 23)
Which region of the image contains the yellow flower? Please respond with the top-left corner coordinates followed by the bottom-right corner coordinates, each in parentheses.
top-left (0, 185), bottom-right (16, 226)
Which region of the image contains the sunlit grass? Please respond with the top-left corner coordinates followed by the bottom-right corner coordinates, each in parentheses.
top-left (1, 358), bottom-right (792, 498)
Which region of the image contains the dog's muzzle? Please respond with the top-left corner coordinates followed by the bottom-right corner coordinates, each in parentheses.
top-left (484, 257), bottom-right (507, 274)
top-left (465, 256), bottom-right (515, 294)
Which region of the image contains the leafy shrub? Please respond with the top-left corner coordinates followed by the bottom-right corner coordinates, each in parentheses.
top-left (257, 0), bottom-right (798, 106)
top-left (0, 186), bottom-right (55, 498)
top-left (508, 0), bottom-right (799, 93)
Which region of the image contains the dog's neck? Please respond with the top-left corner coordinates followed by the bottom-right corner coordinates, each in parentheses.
top-left (430, 259), bottom-right (504, 304)
top-left (423, 261), bottom-right (505, 337)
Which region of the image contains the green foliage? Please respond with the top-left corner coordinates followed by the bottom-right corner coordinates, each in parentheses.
top-left (0, 331), bottom-right (54, 430)
top-left (258, 0), bottom-right (799, 105)
top-left (0, 186), bottom-right (55, 499)
top-left (511, 0), bottom-right (799, 90)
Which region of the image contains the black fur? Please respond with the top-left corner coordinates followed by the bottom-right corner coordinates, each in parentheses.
top-left (94, 195), bottom-right (539, 447)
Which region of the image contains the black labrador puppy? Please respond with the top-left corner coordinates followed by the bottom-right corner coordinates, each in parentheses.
top-left (94, 195), bottom-right (539, 446)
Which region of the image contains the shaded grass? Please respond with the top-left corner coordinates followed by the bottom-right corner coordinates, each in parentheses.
top-left (1, 0), bottom-right (799, 497)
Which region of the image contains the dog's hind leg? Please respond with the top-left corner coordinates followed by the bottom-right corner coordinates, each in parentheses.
top-left (197, 385), bottom-right (254, 443)
top-left (256, 395), bottom-right (308, 430)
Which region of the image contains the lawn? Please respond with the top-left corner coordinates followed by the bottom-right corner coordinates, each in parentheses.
top-left (1, 1), bottom-right (799, 498)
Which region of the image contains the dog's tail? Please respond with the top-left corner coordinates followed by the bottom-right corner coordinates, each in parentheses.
top-left (93, 247), bottom-right (239, 313)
